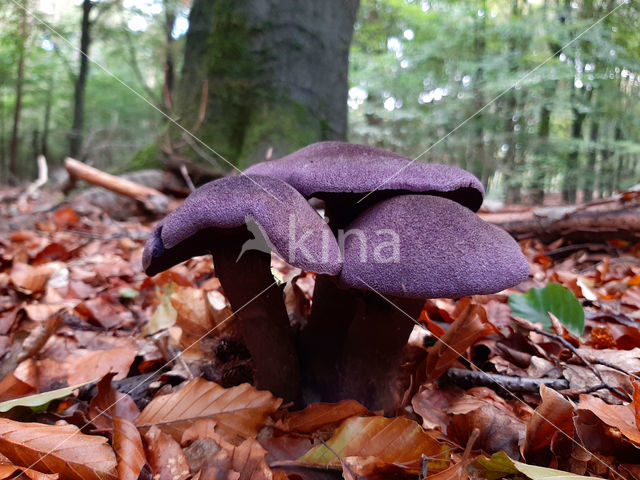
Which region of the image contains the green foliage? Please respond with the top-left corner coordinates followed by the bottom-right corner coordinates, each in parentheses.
top-left (508, 283), bottom-right (585, 336)
top-left (349, 0), bottom-right (640, 202)
top-left (472, 451), bottom-right (594, 479)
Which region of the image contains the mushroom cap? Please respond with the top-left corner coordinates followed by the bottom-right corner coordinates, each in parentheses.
top-left (143, 175), bottom-right (342, 276)
top-left (339, 194), bottom-right (530, 298)
top-left (245, 141), bottom-right (485, 212)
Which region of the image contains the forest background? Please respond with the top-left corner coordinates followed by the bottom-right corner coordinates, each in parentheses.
top-left (1, 0), bottom-right (639, 206)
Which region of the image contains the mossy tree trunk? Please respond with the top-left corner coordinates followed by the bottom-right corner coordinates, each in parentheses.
top-left (175, 0), bottom-right (359, 169)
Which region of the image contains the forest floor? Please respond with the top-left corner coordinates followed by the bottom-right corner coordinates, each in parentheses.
top-left (0, 185), bottom-right (639, 480)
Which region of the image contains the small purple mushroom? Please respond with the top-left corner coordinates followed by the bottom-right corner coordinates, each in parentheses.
top-left (335, 194), bottom-right (530, 411)
top-left (143, 175), bottom-right (341, 402)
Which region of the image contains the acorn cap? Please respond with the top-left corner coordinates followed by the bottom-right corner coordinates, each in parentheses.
top-left (338, 194), bottom-right (530, 298)
top-left (143, 175), bottom-right (342, 276)
top-left (245, 141), bottom-right (485, 212)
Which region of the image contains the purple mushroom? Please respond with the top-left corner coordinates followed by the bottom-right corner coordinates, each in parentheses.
top-left (247, 141), bottom-right (489, 405)
top-left (336, 194), bottom-right (530, 410)
top-left (143, 175), bottom-right (341, 402)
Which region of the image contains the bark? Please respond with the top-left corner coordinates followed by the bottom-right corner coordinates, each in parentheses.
top-left (176, 0), bottom-right (359, 169)
top-left (69, 0), bottom-right (94, 159)
top-left (562, 88), bottom-right (588, 204)
top-left (9, 2), bottom-right (27, 183)
top-left (41, 76), bottom-right (53, 159)
top-left (481, 191), bottom-right (640, 242)
top-left (162, 0), bottom-right (176, 111)
top-left (584, 118), bottom-right (599, 202)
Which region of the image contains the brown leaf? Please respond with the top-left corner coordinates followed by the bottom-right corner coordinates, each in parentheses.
top-left (10, 263), bottom-right (55, 294)
top-left (144, 425), bottom-right (190, 480)
top-left (447, 393), bottom-right (525, 459)
top-left (136, 378), bottom-right (282, 444)
top-left (297, 416), bottom-right (449, 474)
top-left (279, 400), bottom-right (369, 434)
top-left (412, 387), bottom-right (464, 432)
top-left (53, 207), bottom-right (79, 228)
top-left (426, 303), bottom-right (496, 382)
top-left (113, 417), bottom-right (146, 480)
top-left (577, 395), bottom-right (640, 446)
top-left (0, 464), bottom-right (58, 480)
top-left (523, 385), bottom-right (575, 457)
top-left (0, 418), bottom-right (117, 480)
top-left (89, 373), bottom-right (140, 431)
top-left (199, 438), bottom-right (273, 480)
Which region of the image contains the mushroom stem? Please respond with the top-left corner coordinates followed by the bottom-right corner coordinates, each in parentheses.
top-left (339, 293), bottom-right (424, 413)
top-left (209, 231), bottom-right (300, 403)
top-left (298, 275), bottom-right (360, 403)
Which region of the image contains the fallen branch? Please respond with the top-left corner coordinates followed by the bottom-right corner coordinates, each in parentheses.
top-left (25, 155), bottom-right (48, 196)
top-left (480, 190), bottom-right (640, 242)
top-left (444, 367), bottom-right (569, 394)
top-left (65, 157), bottom-right (169, 215)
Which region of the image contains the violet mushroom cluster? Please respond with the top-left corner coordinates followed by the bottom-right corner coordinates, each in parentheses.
top-left (143, 142), bottom-right (529, 410)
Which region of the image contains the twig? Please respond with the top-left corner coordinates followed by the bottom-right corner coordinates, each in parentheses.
top-left (25, 155), bottom-right (48, 196)
top-left (444, 367), bottom-right (569, 393)
top-left (179, 164), bottom-right (196, 193)
top-left (512, 317), bottom-right (632, 402)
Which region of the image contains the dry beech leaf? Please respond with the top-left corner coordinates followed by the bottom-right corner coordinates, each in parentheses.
top-left (426, 304), bottom-right (496, 382)
top-left (53, 206), bottom-right (79, 228)
top-left (113, 417), bottom-right (146, 480)
top-left (144, 425), bottom-right (190, 480)
top-left (446, 394), bottom-right (525, 459)
top-left (89, 374), bottom-right (140, 431)
top-left (199, 438), bottom-right (272, 480)
top-left (297, 416), bottom-right (449, 474)
top-left (0, 418), bottom-right (117, 480)
top-left (523, 385), bottom-right (575, 456)
top-left (0, 464), bottom-right (58, 480)
top-left (577, 394), bottom-right (640, 446)
top-left (136, 378), bottom-right (282, 444)
top-left (10, 263), bottom-right (55, 294)
top-left (279, 400), bottom-right (369, 434)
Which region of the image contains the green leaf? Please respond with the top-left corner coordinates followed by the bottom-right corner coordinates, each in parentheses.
top-left (508, 283), bottom-right (584, 336)
top-left (471, 452), bottom-right (594, 480)
top-left (0, 378), bottom-right (99, 413)
top-left (118, 287), bottom-right (139, 299)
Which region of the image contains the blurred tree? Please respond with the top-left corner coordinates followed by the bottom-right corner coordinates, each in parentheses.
top-left (174, 0), bottom-right (360, 169)
top-left (8, 0), bottom-right (28, 183)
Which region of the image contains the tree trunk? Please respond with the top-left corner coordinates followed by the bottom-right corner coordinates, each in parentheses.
top-left (562, 88), bottom-right (588, 204)
top-left (162, 0), bottom-right (176, 112)
top-left (480, 192), bottom-right (640, 242)
top-left (9, 2), bottom-right (27, 183)
top-left (584, 117), bottom-right (599, 202)
top-left (176, 0), bottom-right (359, 169)
top-left (470, 0), bottom-right (487, 184)
top-left (41, 75), bottom-right (53, 159)
top-left (69, 0), bottom-right (94, 159)
top-left (503, 0), bottom-right (521, 204)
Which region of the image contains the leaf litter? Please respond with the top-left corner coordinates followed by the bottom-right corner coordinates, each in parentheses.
top-left (1, 187), bottom-right (640, 478)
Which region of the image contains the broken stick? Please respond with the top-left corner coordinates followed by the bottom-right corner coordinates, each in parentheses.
top-left (65, 157), bottom-right (169, 215)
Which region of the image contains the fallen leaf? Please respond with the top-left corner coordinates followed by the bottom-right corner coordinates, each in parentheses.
top-left (472, 451), bottom-right (595, 480)
top-left (279, 400), bottom-right (369, 434)
top-left (144, 425), bottom-right (190, 480)
top-left (144, 285), bottom-right (177, 335)
top-left (524, 385), bottom-right (575, 457)
top-left (10, 263), bottom-right (55, 294)
top-left (297, 416), bottom-right (449, 474)
top-left (0, 418), bottom-right (117, 480)
top-left (426, 304), bottom-right (495, 382)
top-left (199, 438), bottom-right (273, 480)
top-left (447, 394), bottom-right (525, 458)
top-left (0, 377), bottom-right (98, 413)
top-left (136, 378), bottom-right (282, 444)
top-left (89, 374), bottom-right (140, 431)
top-left (53, 207), bottom-right (79, 228)
top-left (577, 395), bottom-right (640, 446)
top-left (113, 416), bottom-right (146, 480)
top-left (0, 464), bottom-right (58, 480)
